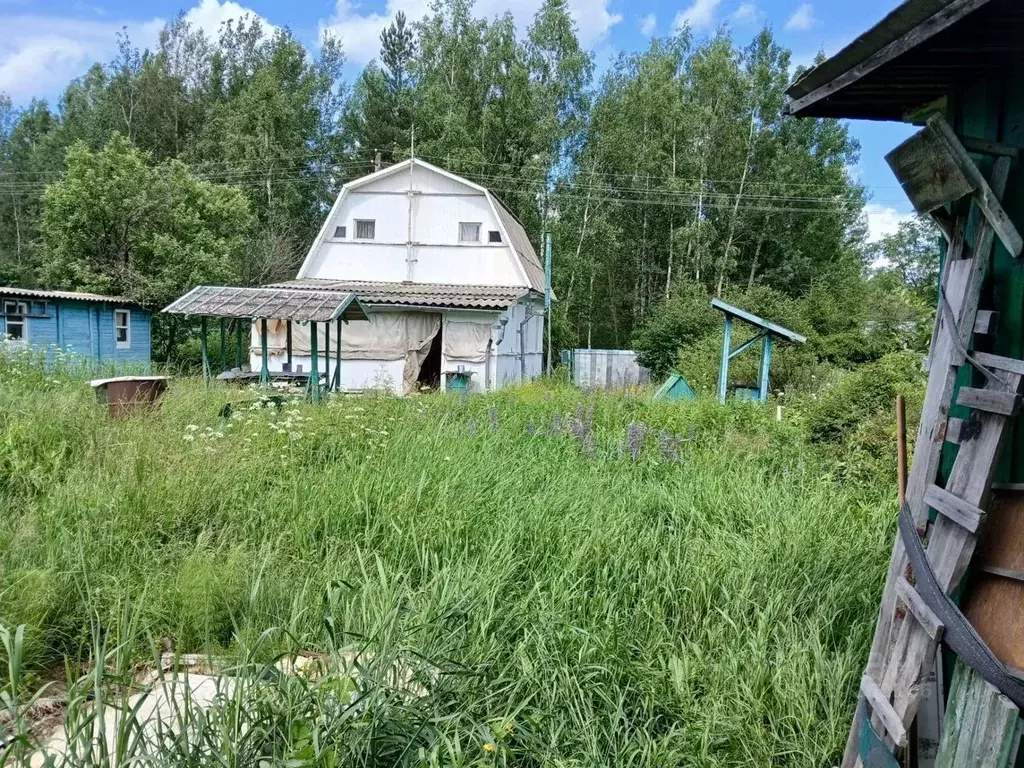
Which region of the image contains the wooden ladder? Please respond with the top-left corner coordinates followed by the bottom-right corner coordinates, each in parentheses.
top-left (842, 118), bottom-right (1024, 768)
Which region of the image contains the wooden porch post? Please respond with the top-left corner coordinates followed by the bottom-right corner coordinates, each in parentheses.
top-left (717, 315), bottom-right (732, 404)
top-left (324, 321), bottom-right (331, 392)
top-left (334, 317), bottom-right (342, 391)
top-left (757, 335), bottom-right (773, 401)
top-left (286, 320), bottom-right (293, 371)
top-left (309, 321), bottom-right (320, 404)
top-left (200, 316), bottom-right (210, 386)
top-left (259, 318), bottom-right (269, 386)
top-left (219, 318), bottom-right (227, 373)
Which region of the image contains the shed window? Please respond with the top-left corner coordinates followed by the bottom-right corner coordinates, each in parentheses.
top-left (3, 300), bottom-right (25, 341)
top-left (115, 309), bottom-right (131, 348)
top-left (488, 230), bottom-right (502, 243)
top-left (459, 222), bottom-right (481, 243)
top-left (355, 219), bottom-right (375, 240)
top-left (332, 225), bottom-right (346, 239)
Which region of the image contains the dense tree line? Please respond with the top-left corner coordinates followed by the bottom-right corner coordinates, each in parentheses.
top-left (0, 0), bottom-right (936, 372)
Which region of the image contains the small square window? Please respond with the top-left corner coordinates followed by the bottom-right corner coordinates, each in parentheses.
top-left (459, 222), bottom-right (481, 243)
top-left (333, 225), bottom-right (346, 239)
top-left (488, 230), bottom-right (502, 243)
top-left (3, 300), bottom-right (25, 340)
top-left (355, 220), bottom-right (375, 239)
top-left (115, 309), bottom-right (131, 348)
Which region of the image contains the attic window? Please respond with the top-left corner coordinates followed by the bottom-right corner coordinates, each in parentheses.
top-left (333, 225), bottom-right (346, 239)
top-left (459, 222), bottom-right (481, 243)
top-left (488, 230), bottom-right (502, 243)
top-left (355, 219), bottom-right (375, 240)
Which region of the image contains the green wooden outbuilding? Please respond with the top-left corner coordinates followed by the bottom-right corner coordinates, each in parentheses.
top-left (787, 2), bottom-right (1024, 766)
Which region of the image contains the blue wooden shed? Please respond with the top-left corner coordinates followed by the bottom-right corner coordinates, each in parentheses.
top-left (0, 287), bottom-right (151, 370)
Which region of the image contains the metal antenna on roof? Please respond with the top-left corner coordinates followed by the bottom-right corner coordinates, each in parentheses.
top-left (410, 124), bottom-right (415, 159)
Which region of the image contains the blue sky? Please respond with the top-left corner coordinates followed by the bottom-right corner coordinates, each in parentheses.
top-left (1, 0), bottom-right (917, 238)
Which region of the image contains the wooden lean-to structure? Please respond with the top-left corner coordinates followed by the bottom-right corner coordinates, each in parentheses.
top-left (787, 1), bottom-right (1024, 765)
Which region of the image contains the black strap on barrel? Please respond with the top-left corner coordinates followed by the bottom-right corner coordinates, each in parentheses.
top-left (898, 502), bottom-right (1024, 709)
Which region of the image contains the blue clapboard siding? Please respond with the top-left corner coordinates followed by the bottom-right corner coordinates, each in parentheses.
top-left (1, 294), bottom-right (151, 371)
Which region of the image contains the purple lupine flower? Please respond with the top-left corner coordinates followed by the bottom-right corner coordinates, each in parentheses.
top-left (575, 403), bottom-right (584, 422)
top-left (659, 430), bottom-right (680, 463)
top-left (585, 404), bottom-right (595, 427)
top-left (582, 431), bottom-right (596, 459)
top-left (467, 418), bottom-right (477, 436)
top-left (549, 414), bottom-right (562, 435)
top-left (526, 421), bottom-right (536, 436)
top-left (489, 407), bottom-right (499, 432)
top-left (627, 422), bottom-right (646, 461)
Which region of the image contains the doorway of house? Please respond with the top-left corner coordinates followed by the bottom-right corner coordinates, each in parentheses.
top-left (417, 324), bottom-right (442, 390)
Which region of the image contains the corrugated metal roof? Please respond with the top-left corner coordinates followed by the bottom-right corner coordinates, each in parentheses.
top-left (491, 198), bottom-right (547, 293)
top-left (270, 279), bottom-right (534, 310)
top-left (162, 285), bottom-right (370, 322)
top-left (0, 286), bottom-right (141, 306)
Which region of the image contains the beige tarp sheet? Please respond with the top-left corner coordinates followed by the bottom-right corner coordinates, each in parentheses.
top-left (443, 321), bottom-right (493, 364)
top-left (252, 312), bottom-right (441, 394)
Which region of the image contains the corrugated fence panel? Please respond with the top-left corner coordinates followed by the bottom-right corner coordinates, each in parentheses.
top-left (570, 349), bottom-right (650, 390)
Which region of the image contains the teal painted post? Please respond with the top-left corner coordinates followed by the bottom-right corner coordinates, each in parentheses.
top-left (286, 321), bottom-right (293, 371)
top-left (324, 321), bottom-right (331, 392)
top-left (235, 320), bottom-right (243, 369)
top-left (200, 316), bottom-right (211, 386)
top-left (717, 315), bottom-right (732, 404)
top-left (259, 319), bottom-right (269, 386)
top-left (219, 318), bottom-right (226, 372)
top-left (334, 317), bottom-right (342, 391)
top-left (309, 321), bottom-right (320, 404)
top-left (758, 335), bottom-right (773, 401)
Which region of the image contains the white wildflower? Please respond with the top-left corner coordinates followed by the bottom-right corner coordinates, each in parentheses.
top-left (182, 434), bottom-right (195, 442)
top-left (186, 425), bottom-right (199, 432)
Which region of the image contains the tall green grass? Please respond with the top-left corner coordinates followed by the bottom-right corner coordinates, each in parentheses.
top-left (0, 358), bottom-right (897, 766)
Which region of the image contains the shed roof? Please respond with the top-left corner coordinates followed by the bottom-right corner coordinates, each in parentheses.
top-left (785, 0), bottom-right (1017, 121)
top-left (712, 299), bottom-right (807, 343)
top-left (271, 279), bottom-right (536, 310)
top-left (0, 286), bottom-right (142, 307)
top-left (163, 286), bottom-right (369, 323)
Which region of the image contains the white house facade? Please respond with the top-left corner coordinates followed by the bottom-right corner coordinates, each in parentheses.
top-left (250, 159), bottom-right (547, 394)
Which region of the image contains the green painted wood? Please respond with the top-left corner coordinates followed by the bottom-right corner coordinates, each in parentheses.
top-left (259, 318), bottom-right (269, 386)
top-left (936, 661), bottom-right (1020, 768)
top-left (200, 316), bottom-right (210, 386)
top-left (309, 321), bottom-right (320, 404)
top-left (219, 317), bottom-right (226, 372)
top-left (758, 335), bottom-right (773, 401)
top-left (653, 372), bottom-right (696, 401)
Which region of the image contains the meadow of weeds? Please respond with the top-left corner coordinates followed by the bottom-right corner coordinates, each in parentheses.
top-left (0, 350), bottom-right (905, 766)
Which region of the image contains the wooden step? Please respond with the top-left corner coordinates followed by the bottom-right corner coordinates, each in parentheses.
top-left (895, 576), bottom-right (945, 641)
top-left (957, 387), bottom-right (1021, 417)
top-left (924, 484), bottom-right (985, 533)
top-left (860, 675), bottom-right (908, 749)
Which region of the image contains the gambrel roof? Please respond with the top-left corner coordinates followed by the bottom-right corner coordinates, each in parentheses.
top-left (296, 158), bottom-right (546, 293)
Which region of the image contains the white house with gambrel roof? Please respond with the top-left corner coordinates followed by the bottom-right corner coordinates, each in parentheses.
top-left (253, 158), bottom-right (546, 394)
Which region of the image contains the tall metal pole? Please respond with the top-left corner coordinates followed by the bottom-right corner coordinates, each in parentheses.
top-left (324, 321), bottom-right (331, 393)
top-left (286, 321), bottom-right (293, 372)
top-left (309, 321), bottom-right (320, 404)
top-left (544, 232), bottom-right (553, 376)
top-left (335, 317), bottom-right (342, 391)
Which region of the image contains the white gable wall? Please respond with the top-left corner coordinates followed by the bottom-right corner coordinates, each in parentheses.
top-left (300, 162), bottom-right (529, 287)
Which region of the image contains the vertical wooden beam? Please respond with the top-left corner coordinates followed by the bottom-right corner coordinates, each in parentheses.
top-left (235, 319), bottom-right (243, 369)
top-left (936, 662), bottom-right (1020, 768)
top-left (334, 317), bottom-right (342, 391)
top-left (200, 316), bottom-right (210, 386)
top-left (259, 318), bottom-right (269, 386)
top-left (757, 335), bottom-right (773, 401)
top-left (286, 320), bottom-right (293, 372)
top-left (309, 321), bottom-right (320, 404)
top-left (219, 318), bottom-right (226, 373)
top-left (718, 315), bottom-right (732, 404)
top-left (324, 321), bottom-right (331, 393)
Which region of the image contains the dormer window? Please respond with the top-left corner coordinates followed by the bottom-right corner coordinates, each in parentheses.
top-left (488, 230), bottom-right (502, 243)
top-left (459, 222), bottom-right (481, 243)
top-left (355, 219), bottom-right (375, 240)
top-left (333, 225), bottom-right (346, 239)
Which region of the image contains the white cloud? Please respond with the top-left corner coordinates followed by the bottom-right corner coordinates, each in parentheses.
top-left (640, 12), bottom-right (656, 36)
top-left (864, 203), bottom-right (914, 243)
top-left (730, 3), bottom-right (759, 25)
top-left (321, 0), bottom-right (623, 67)
top-left (785, 2), bottom-right (815, 31)
top-left (0, 1), bottom-right (270, 104)
top-left (673, 0), bottom-right (724, 33)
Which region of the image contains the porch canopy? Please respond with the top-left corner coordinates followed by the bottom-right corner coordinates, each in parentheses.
top-left (163, 285), bottom-right (370, 398)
